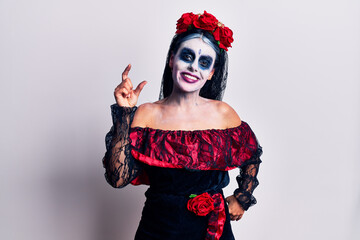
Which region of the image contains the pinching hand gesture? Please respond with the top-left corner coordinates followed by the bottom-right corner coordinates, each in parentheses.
top-left (114, 64), bottom-right (147, 107)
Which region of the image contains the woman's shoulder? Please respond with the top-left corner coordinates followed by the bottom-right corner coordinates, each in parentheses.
top-left (205, 99), bottom-right (242, 128)
top-left (131, 102), bottom-right (161, 128)
top-left (132, 99), bottom-right (241, 129)
top-left (207, 99), bottom-right (237, 113)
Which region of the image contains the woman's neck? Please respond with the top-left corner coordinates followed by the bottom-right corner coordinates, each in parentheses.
top-left (164, 89), bottom-right (205, 110)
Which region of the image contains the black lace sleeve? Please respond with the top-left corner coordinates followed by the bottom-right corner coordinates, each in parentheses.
top-left (233, 147), bottom-right (262, 211)
top-left (102, 104), bottom-right (141, 188)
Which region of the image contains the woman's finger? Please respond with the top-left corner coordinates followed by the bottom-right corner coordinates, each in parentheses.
top-left (122, 64), bottom-right (131, 81)
top-left (133, 80), bottom-right (147, 97)
top-left (123, 78), bottom-right (133, 90)
top-left (115, 83), bottom-right (130, 93)
top-left (119, 88), bottom-right (129, 96)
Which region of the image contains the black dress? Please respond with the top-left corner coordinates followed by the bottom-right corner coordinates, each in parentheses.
top-left (102, 104), bottom-right (262, 240)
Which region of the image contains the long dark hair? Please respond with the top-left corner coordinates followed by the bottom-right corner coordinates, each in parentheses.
top-left (159, 28), bottom-right (229, 101)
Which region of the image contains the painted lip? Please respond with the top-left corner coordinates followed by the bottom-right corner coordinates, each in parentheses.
top-left (180, 72), bottom-right (200, 83)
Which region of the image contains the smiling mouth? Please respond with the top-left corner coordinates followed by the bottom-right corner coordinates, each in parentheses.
top-left (180, 72), bottom-right (200, 83)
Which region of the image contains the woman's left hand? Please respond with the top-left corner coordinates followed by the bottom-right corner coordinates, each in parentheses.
top-left (225, 195), bottom-right (244, 221)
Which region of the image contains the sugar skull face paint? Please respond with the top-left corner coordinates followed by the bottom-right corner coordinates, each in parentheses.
top-left (170, 38), bottom-right (216, 94)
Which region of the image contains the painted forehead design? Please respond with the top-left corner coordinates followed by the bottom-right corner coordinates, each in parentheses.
top-left (179, 33), bottom-right (220, 55)
top-left (179, 47), bottom-right (214, 60)
top-left (180, 38), bottom-right (216, 58)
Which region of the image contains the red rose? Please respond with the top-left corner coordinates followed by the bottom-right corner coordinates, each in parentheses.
top-left (193, 11), bottom-right (218, 31)
top-left (213, 26), bottom-right (233, 51)
top-left (176, 12), bottom-right (197, 34)
top-left (187, 192), bottom-right (215, 216)
top-left (212, 27), bottom-right (221, 41)
top-left (220, 26), bottom-right (234, 47)
top-left (174, 11), bottom-right (234, 51)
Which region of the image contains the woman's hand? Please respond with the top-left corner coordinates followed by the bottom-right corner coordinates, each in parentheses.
top-left (226, 195), bottom-right (245, 221)
top-left (114, 64), bottom-right (147, 107)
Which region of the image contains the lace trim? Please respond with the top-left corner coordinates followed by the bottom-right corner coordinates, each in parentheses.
top-left (102, 104), bottom-right (141, 188)
top-left (233, 146), bottom-right (262, 210)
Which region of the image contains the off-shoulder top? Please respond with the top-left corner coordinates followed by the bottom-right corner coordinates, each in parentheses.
top-left (130, 122), bottom-right (261, 172)
top-left (102, 104), bottom-right (263, 212)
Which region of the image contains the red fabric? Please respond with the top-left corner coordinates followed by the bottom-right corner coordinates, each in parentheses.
top-left (131, 150), bottom-right (184, 169)
top-left (130, 171), bottom-right (150, 185)
top-left (129, 123), bottom-right (258, 238)
top-left (187, 192), bottom-right (215, 216)
top-left (129, 121), bottom-right (259, 173)
top-left (186, 192), bottom-right (226, 240)
top-left (206, 193), bottom-right (226, 240)
top-left (205, 193), bottom-right (226, 240)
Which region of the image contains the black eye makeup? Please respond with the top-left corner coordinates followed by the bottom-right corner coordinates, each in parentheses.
top-left (199, 56), bottom-right (213, 70)
top-left (179, 48), bottom-right (195, 63)
top-left (178, 47), bottom-right (213, 70)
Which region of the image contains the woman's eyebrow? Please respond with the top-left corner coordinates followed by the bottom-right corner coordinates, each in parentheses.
top-left (200, 55), bottom-right (213, 61)
top-left (181, 47), bottom-right (195, 55)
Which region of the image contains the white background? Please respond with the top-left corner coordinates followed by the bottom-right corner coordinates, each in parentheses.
top-left (1, 0), bottom-right (359, 239)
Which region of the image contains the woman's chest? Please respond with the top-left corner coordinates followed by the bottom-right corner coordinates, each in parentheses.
top-left (150, 111), bottom-right (226, 131)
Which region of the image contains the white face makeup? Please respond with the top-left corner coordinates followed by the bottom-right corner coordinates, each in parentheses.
top-left (170, 38), bottom-right (216, 94)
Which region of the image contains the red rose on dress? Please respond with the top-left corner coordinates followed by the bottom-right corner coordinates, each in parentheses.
top-left (176, 12), bottom-right (197, 34)
top-left (193, 11), bottom-right (218, 31)
top-left (187, 192), bottom-right (215, 216)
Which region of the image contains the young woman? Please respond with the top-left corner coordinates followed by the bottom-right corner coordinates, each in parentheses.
top-left (102, 11), bottom-right (263, 240)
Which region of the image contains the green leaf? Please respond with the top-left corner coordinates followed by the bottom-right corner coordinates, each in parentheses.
top-left (189, 194), bottom-right (197, 198)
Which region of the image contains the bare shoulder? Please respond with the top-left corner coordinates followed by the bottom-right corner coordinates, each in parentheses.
top-left (131, 102), bottom-right (160, 128)
top-left (211, 100), bottom-right (242, 128)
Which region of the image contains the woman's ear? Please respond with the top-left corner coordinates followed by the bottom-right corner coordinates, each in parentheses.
top-left (208, 69), bottom-right (215, 80)
top-left (169, 53), bottom-right (174, 69)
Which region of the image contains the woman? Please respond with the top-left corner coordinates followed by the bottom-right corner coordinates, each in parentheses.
top-left (102, 11), bottom-right (262, 240)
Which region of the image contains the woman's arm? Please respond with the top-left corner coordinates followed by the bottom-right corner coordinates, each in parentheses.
top-left (220, 102), bottom-right (262, 220)
top-left (102, 64), bottom-right (147, 188)
top-left (233, 160), bottom-right (261, 211)
top-left (226, 157), bottom-right (261, 221)
top-left (102, 105), bottom-right (139, 188)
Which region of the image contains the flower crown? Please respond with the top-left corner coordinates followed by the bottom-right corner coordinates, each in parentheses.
top-left (176, 11), bottom-right (234, 51)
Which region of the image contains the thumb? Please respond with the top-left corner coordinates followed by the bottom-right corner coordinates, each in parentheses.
top-left (133, 80), bottom-right (147, 97)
